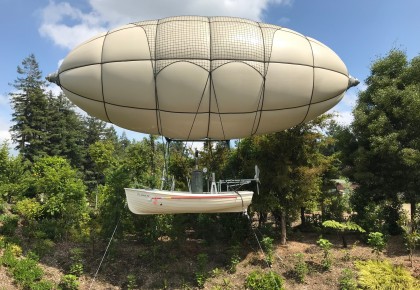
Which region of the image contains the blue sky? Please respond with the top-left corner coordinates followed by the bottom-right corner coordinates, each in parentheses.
top-left (1, 0), bottom-right (420, 145)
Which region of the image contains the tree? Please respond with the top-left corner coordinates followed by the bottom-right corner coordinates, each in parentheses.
top-left (9, 54), bottom-right (49, 163)
top-left (248, 115), bottom-right (336, 244)
top-left (0, 141), bottom-right (29, 203)
top-left (352, 49), bottom-right (420, 233)
top-left (45, 92), bottom-right (86, 168)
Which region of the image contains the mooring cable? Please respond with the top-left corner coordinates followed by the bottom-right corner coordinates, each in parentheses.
top-left (88, 213), bottom-right (122, 290)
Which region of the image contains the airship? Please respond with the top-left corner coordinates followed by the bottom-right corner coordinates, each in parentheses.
top-left (47, 16), bottom-right (358, 140)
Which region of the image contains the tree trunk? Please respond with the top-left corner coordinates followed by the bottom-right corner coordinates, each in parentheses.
top-left (280, 210), bottom-right (287, 245)
top-left (300, 207), bottom-right (306, 226)
top-left (410, 200), bottom-right (416, 231)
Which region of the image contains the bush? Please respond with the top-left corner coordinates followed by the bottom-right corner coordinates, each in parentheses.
top-left (245, 270), bottom-right (284, 290)
top-left (339, 268), bottom-right (357, 290)
top-left (69, 248), bottom-right (84, 277)
top-left (355, 260), bottom-right (419, 290)
top-left (367, 232), bottom-right (386, 258)
top-left (12, 257), bottom-right (44, 288)
top-left (293, 253), bottom-right (308, 283)
top-left (317, 238), bottom-right (333, 270)
top-left (58, 274), bottom-right (79, 290)
top-left (227, 244), bottom-right (241, 273)
top-left (0, 247), bottom-right (18, 267)
top-left (14, 198), bottom-right (43, 221)
top-left (261, 236), bottom-right (274, 266)
top-left (33, 238), bottom-right (55, 258)
top-left (126, 273), bottom-right (138, 290)
top-left (0, 214), bottom-right (19, 235)
top-left (30, 280), bottom-right (55, 290)
top-left (195, 253), bottom-right (208, 288)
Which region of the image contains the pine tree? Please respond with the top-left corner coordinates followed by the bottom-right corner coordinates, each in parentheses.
top-left (9, 54), bottom-right (49, 163)
top-left (45, 91), bottom-right (86, 168)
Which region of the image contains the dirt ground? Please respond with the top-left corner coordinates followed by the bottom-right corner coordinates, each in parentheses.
top-left (1, 228), bottom-right (419, 289)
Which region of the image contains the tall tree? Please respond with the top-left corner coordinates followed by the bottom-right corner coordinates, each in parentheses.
top-left (9, 54), bottom-right (49, 162)
top-left (352, 49), bottom-right (420, 232)
top-left (45, 91), bottom-right (86, 167)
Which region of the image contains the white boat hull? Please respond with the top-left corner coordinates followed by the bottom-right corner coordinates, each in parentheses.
top-left (125, 188), bottom-right (253, 215)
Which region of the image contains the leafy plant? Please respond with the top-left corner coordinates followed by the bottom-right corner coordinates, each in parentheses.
top-left (261, 236), bottom-right (274, 266)
top-left (399, 211), bottom-right (420, 267)
top-left (126, 273), bottom-right (138, 290)
top-left (339, 268), bottom-right (357, 290)
top-left (245, 270), bottom-right (284, 290)
top-left (317, 237), bottom-right (333, 270)
top-left (227, 243), bottom-right (241, 273)
top-left (30, 280), bottom-right (55, 290)
top-left (58, 274), bottom-right (79, 290)
top-left (69, 247), bottom-right (84, 277)
top-left (195, 253), bottom-right (208, 288)
top-left (355, 260), bottom-right (419, 290)
top-left (293, 253), bottom-right (308, 283)
top-left (367, 232), bottom-right (386, 258)
top-left (322, 220), bottom-right (365, 248)
top-left (12, 257), bottom-right (44, 288)
top-left (0, 247), bottom-right (18, 267)
top-left (0, 214), bottom-right (19, 235)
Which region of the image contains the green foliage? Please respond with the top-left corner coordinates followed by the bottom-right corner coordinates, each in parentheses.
top-left (245, 270), bottom-right (285, 290)
top-left (339, 268), bottom-right (357, 290)
top-left (0, 214), bottom-right (19, 235)
top-left (293, 253), bottom-right (308, 283)
top-left (69, 248), bottom-right (84, 277)
top-left (261, 236), bottom-right (274, 266)
top-left (0, 247), bottom-right (18, 268)
top-left (195, 253), bottom-right (209, 288)
top-left (367, 232), bottom-right (386, 257)
top-left (322, 220), bottom-right (365, 232)
top-left (355, 260), bottom-right (419, 290)
top-left (126, 273), bottom-right (138, 290)
top-left (227, 244), bottom-right (241, 273)
top-left (399, 211), bottom-right (420, 267)
top-left (322, 220), bottom-right (365, 248)
top-left (30, 280), bottom-right (55, 290)
top-left (14, 198), bottom-right (43, 221)
top-left (12, 257), bottom-right (44, 288)
top-left (352, 50), bottom-right (420, 236)
top-left (9, 54), bottom-right (49, 162)
top-left (33, 238), bottom-right (55, 258)
top-left (317, 238), bottom-right (333, 270)
top-left (58, 274), bottom-right (79, 290)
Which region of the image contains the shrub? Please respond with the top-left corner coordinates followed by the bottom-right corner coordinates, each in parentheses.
top-left (9, 243), bottom-right (22, 257)
top-left (69, 247), bottom-right (84, 277)
top-left (355, 260), bottom-right (419, 290)
top-left (227, 243), bottom-right (241, 273)
top-left (293, 253), bottom-right (308, 283)
top-left (126, 273), bottom-right (138, 290)
top-left (30, 280), bottom-right (55, 290)
top-left (33, 238), bottom-right (55, 258)
top-left (245, 270), bottom-right (284, 290)
top-left (0, 247), bottom-right (17, 267)
top-left (0, 214), bottom-right (19, 235)
top-left (339, 268), bottom-right (357, 290)
top-left (195, 253), bottom-right (208, 288)
top-left (261, 236), bottom-right (274, 266)
top-left (58, 274), bottom-right (79, 290)
top-left (12, 257), bottom-right (44, 288)
top-left (367, 232), bottom-right (386, 258)
top-left (317, 238), bottom-right (333, 270)
top-left (14, 198), bottom-right (43, 221)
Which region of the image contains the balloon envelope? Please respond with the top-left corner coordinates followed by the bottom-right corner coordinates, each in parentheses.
top-left (54, 16), bottom-right (353, 140)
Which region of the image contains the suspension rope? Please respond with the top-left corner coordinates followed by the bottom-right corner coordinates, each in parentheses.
top-left (88, 213), bottom-right (122, 290)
